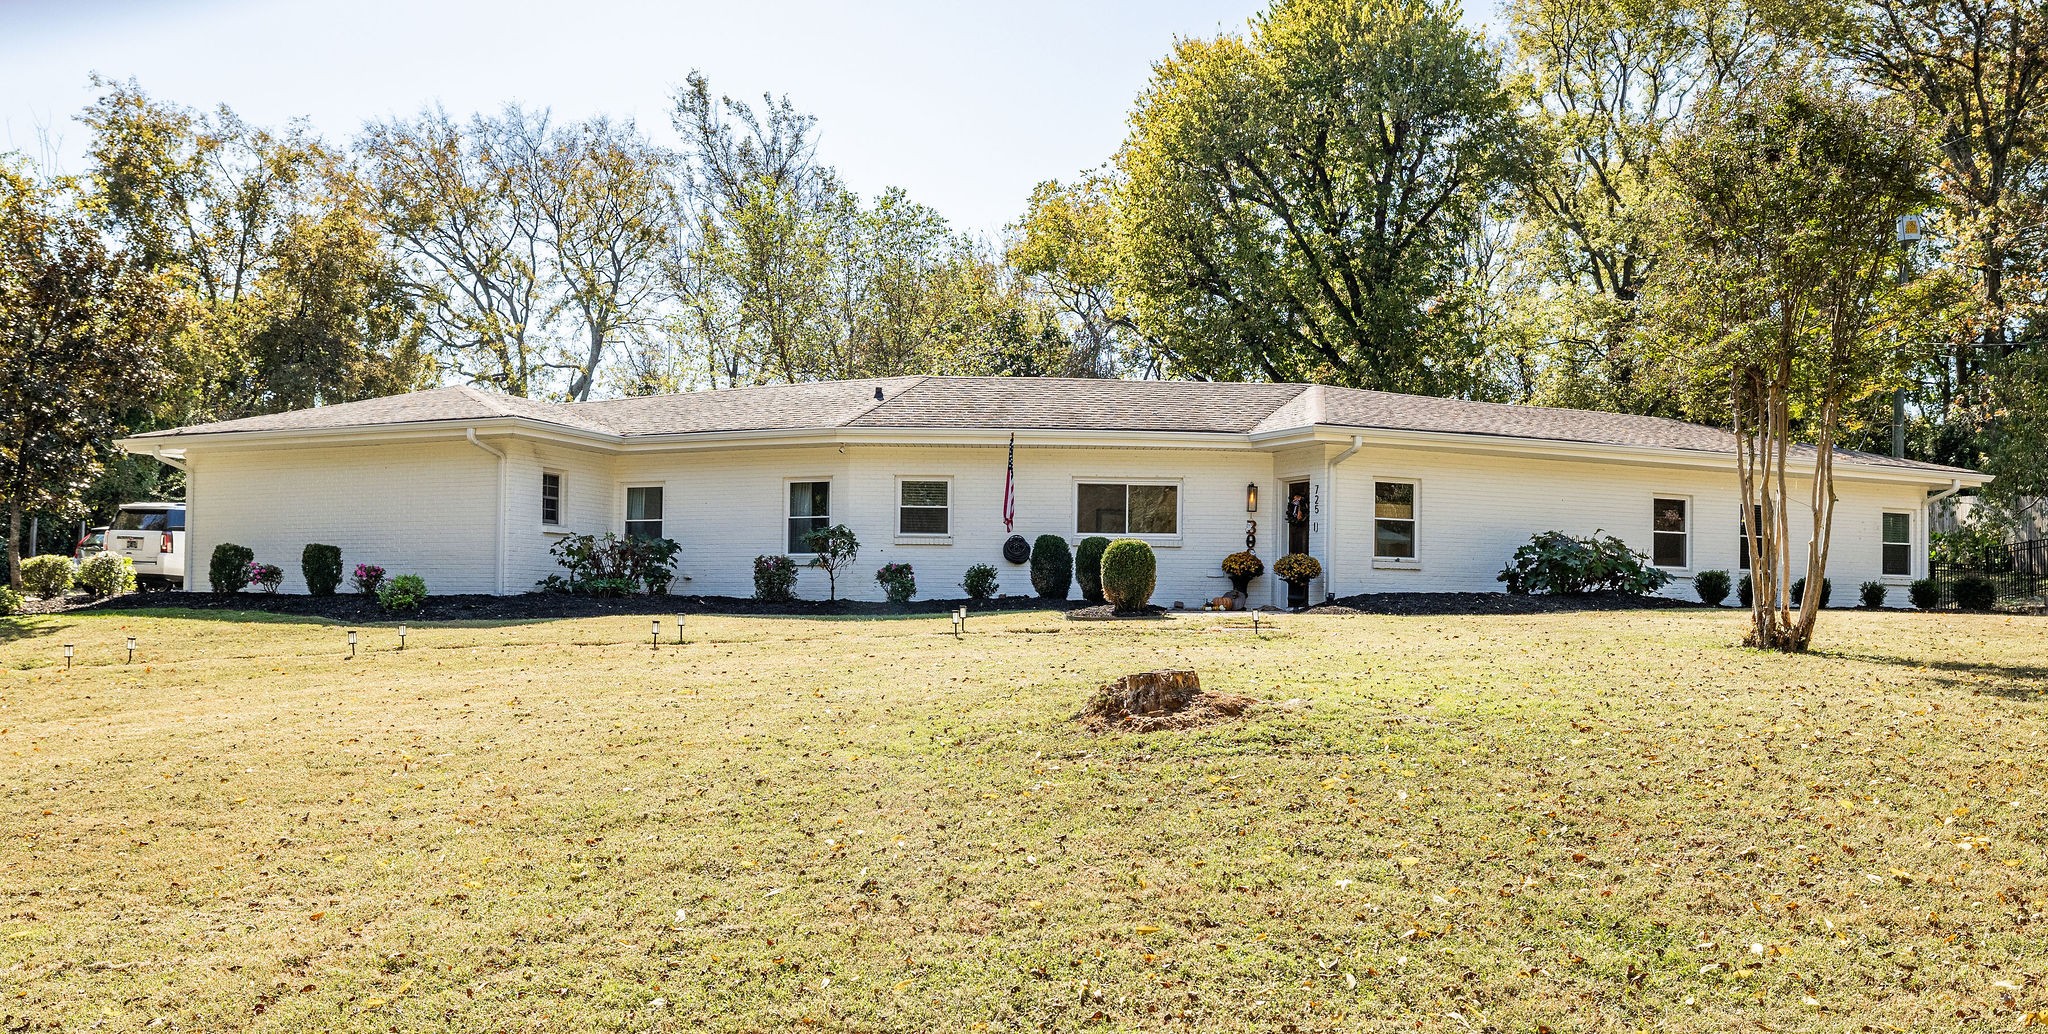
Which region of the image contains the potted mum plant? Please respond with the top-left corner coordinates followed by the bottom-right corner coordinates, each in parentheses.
top-left (1274, 552), bottom-right (1321, 609)
top-left (1221, 550), bottom-right (1264, 595)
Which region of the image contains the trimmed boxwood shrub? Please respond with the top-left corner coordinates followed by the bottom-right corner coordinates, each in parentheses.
top-left (76, 554), bottom-right (135, 598)
top-left (377, 573), bottom-right (428, 613)
top-left (1099, 538), bottom-right (1157, 612)
top-left (211, 543), bottom-right (255, 593)
top-left (20, 555), bottom-right (75, 598)
top-left (1694, 569), bottom-right (1731, 607)
top-left (1953, 575), bottom-right (1997, 611)
top-left (754, 555), bottom-right (798, 601)
top-left (302, 544), bottom-right (343, 596)
top-left (1029, 534), bottom-right (1072, 600)
top-left (1738, 573), bottom-right (1753, 609)
top-left (1908, 577), bottom-right (1940, 610)
top-left (1789, 576), bottom-right (1832, 608)
top-left (961, 563), bottom-right (999, 601)
top-left (1074, 536), bottom-right (1111, 603)
top-left (1859, 580), bottom-right (1888, 609)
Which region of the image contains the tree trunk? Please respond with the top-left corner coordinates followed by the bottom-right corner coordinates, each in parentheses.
top-left (5, 506), bottom-right (20, 590)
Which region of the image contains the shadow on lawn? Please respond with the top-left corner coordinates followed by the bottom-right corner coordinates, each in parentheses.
top-left (1825, 649), bottom-right (2048, 700)
top-left (0, 614), bottom-right (75, 644)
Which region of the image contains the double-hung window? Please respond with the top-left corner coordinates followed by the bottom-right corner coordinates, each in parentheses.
top-left (1374, 481), bottom-right (1417, 560)
top-left (1075, 482), bottom-right (1178, 536)
top-left (1738, 505), bottom-right (1763, 570)
top-left (625, 486), bottom-right (663, 541)
top-left (541, 472), bottom-right (563, 527)
top-left (1882, 512), bottom-right (1913, 576)
top-left (898, 479), bottom-right (950, 536)
top-left (789, 481), bottom-right (831, 553)
top-left (1652, 497), bottom-right (1689, 569)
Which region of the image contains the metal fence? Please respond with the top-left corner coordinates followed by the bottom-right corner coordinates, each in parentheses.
top-left (1928, 539), bottom-right (2047, 610)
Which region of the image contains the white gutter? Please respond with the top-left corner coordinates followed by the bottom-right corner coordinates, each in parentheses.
top-left (465, 429), bottom-right (508, 594)
top-left (1323, 435), bottom-right (1365, 602)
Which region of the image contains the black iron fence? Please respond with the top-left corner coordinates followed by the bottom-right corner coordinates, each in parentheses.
top-left (1928, 539), bottom-right (2047, 610)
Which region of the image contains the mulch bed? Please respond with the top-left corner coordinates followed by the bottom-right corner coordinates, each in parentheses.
top-left (32, 590), bottom-right (1077, 622)
top-left (1063, 603), bottom-right (1172, 621)
top-left (1308, 590), bottom-right (1705, 617)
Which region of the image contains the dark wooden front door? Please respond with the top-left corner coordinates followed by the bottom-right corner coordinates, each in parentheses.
top-left (1285, 481), bottom-right (1310, 607)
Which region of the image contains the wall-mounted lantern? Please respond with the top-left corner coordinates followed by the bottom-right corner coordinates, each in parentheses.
top-left (1246, 483), bottom-right (1258, 512)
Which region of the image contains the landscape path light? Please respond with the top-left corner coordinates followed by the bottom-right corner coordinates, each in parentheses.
top-left (397, 624), bottom-right (408, 650)
top-left (952, 606), bottom-right (966, 638)
top-left (675, 614), bottom-right (685, 644)
top-left (125, 636), bottom-right (137, 664)
top-left (346, 629), bottom-right (357, 658)
top-left (63, 643), bottom-right (74, 669)
top-left (651, 619), bottom-right (661, 648)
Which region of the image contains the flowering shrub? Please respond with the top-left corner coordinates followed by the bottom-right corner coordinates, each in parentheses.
top-left (753, 555), bottom-right (799, 602)
top-left (1221, 550), bottom-right (1264, 583)
top-left (352, 563), bottom-right (387, 595)
top-left (875, 562), bottom-right (917, 604)
top-left (249, 561), bottom-right (285, 594)
top-left (1274, 552), bottom-right (1321, 585)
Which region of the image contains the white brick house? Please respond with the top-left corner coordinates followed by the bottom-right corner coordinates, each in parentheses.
top-left (118, 377), bottom-right (1987, 606)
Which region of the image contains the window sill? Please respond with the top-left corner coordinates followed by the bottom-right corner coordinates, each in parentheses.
top-left (1078, 535), bottom-right (1182, 548)
top-left (541, 526), bottom-right (571, 537)
top-left (1372, 558), bottom-right (1421, 570)
top-left (894, 535), bottom-right (953, 546)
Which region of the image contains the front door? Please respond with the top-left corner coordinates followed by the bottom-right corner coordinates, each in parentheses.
top-left (1285, 480), bottom-right (1310, 608)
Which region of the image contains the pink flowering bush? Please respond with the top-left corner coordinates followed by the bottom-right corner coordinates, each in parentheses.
top-left (352, 563), bottom-right (387, 595)
top-left (248, 561), bottom-right (284, 594)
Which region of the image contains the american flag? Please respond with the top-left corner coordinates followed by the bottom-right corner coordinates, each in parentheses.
top-left (1002, 433), bottom-right (1016, 532)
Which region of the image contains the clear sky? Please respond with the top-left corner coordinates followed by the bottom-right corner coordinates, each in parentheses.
top-left (0, 0), bottom-right (1503, 238)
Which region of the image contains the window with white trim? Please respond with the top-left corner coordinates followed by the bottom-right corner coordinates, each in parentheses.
top-left (1882, 511), bottom-right (1913, 576)
top-left (789, 481), bottom-right (831, 553)
top-left (541, 471), bottom-right (563, 527)
top-left (1652, 497), bottom-right (1689, 569)
top-left (1374, 481), bottom-right (1417, 559)
top-left (897, 479), bottom-right (950, 536)
top-left (625, 486), bottom-right (663, 541)
top-left (1075, 482), bottom-right (1178, 535)
top-left (1738, 505), bottom-right (1762, 570)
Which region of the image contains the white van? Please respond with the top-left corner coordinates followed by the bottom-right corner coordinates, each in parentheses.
top-left (107, 502), bottom-right (187, 589)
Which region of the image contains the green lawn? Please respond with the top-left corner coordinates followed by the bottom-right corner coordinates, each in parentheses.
top-left (1, 606), bottom-right (2044, 1032)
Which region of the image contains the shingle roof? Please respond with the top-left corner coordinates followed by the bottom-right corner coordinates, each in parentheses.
top-left (127, 376), bottom-right (1981, 477)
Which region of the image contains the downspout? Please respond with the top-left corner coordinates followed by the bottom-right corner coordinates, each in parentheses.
top-left (1924, 478), bottom-right (1963, 579)
top-left (466, 429), bottom-right (507, 595)
top-left (1323, 435), bottom-right (1366, 601)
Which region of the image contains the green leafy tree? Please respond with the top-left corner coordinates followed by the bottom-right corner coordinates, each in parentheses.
top-left (1008, 172), bottom-right (1158, 377)
top-left (801, 524), bottom-right (860, 600)
top-left (1502, 0), bottom-right (1780, 413)
top-left (1646, 70), bottom-right (1932, 652)
top-left (1113, 0), bottom-right (1523, 392)
top-left (0, 162), bottom-right (172, 587)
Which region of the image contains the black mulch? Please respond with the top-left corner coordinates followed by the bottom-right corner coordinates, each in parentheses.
top-left (1309, 591), bottom-right (1707, 616)
top-left (1064, 603), bottom-right (1173, 621)
top-left (48, 589), bottom-right (1080, 622)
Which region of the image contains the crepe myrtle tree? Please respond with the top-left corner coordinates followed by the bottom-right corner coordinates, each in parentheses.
top-left (801, 524), bottom-right (859, 601)
top-left (1648, 69), bottom-right (1931, 652)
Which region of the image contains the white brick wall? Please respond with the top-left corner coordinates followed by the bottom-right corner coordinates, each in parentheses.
top-left (179, 432), bottom-right (1940, 606)
top-left (186, 440), bottom-right (500, 594)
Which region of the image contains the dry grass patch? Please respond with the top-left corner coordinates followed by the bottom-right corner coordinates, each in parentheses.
top-left (0, 606), bottom-right (2044, 1032)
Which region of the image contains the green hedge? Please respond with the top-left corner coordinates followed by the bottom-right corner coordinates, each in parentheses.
top-left (1030, 535), bottom-right (1072, 600)
top-left (210, 543), bottom-right (255, 593)
top-left (302, 544), bottom-right (343, 596)
top-left (1074, 536), bottom-right (1111, 603)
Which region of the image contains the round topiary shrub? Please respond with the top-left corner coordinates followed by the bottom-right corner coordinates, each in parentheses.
top-left (1693, 569), bottom-right (1731, 607)
top-left (1858, 580), bottom-right (1888, 609)
top-left (1030, 535), bottom-right (1072, 600)
top-left (1908, 577), bottom-right (1940, 610)
top-left (1953, 574), bottom-right (1997, 611)
top-left (1074, 536), bottom-right (1111, 603)
top-left (76, 553), bottom-right (136, 598)
top-left (1099, 538), bottom-right (1157, 612)
top-left (377, 573), bottom-right (428, 614)
top-left (19, 555), bottom-right (75, 598)
top-left (211, 543), bottom-right (256, 593)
